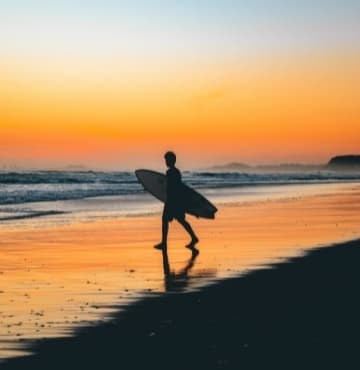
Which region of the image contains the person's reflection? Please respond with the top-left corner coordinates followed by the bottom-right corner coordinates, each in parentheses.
top-left (161, 248), bottom-right (216, 292)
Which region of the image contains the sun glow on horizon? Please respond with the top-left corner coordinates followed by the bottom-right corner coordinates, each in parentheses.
top-left (1, 1), bottom-right (359, 170)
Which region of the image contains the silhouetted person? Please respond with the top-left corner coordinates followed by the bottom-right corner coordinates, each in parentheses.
top-left (154, 151), bottom-right (199, 250)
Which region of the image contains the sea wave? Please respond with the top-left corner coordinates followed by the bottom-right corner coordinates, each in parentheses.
top-left (0, 183), bottom-right (142, 205)
top-left (0, 209), bottom-right (66, 221)
top-left (0, 171), bottom-right (135, 184)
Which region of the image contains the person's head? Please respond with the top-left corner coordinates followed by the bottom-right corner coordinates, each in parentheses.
top-left (164, 151), bottom-right (176, 168)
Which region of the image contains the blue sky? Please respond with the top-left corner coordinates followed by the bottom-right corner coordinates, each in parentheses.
top-left (1, 0), bottom-right (359, 59)
top-left (1, 0), bottom-right (359, 23)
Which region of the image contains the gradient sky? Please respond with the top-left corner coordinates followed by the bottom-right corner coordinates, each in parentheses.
top-left (1, 1), bottom-right (359, 170)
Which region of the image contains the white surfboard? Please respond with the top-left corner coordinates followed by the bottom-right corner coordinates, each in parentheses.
top-left (135, 169), bottom-right (217, 219)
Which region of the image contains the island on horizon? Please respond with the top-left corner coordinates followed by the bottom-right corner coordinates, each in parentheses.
top-left (205, 155), bottom-right (360, 172)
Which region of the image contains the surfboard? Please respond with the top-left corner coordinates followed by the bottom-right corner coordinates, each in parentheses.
top-left (135, 169), bottom-right (217, 219)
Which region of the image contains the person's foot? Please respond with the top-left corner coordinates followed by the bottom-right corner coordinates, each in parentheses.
top-left (185, 237), bottom-right (199, 249)
top-left (154, 242), bottom-right (167, 250)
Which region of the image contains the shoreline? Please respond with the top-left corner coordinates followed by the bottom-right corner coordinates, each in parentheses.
top-left (1, 181), bottom-right (359, 228)
top-left (2, 237), bottom-right (360, 369)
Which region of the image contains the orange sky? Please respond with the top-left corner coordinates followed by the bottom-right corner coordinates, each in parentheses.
top-left (1, 52), bottom-right (359, 170)
top-left (1, 2), bottom-right (360, 170)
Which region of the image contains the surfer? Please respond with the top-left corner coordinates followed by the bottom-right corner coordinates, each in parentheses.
top-left (154, 151), bottom-right (199, 251)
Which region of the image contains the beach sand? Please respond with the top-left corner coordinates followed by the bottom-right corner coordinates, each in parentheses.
top-left (3, 238), bottom-right (360, 370)
top-left (1, 183), bottom-right (360, 368)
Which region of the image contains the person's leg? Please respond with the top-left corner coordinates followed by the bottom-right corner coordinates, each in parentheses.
top-left (161, 214), bottom-right (169, 245)
top-left (177, 217), bottom-right (199, 246)
top-left (154, 207), bottom-right (170, 249)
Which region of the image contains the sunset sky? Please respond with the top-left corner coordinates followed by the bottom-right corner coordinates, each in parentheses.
top-left (1, 1), bottom-right (359, 170)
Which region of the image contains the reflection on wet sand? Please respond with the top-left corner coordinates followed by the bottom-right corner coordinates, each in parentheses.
top-left (161, 247), bottom-right (217, 292)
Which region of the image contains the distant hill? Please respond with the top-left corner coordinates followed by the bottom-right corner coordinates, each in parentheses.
top-left (205, 162), bottom-right (322, 172)
top-left (327, 155), bottom-right (360, 170)
top-left (208, 162), bottom-right (250, 171)
top-left (206, 156), bottom-right (360, 172)
top-left (255, 163), bottom-right (323, 172)
top-left (62, 164), bottom-right (90, 171)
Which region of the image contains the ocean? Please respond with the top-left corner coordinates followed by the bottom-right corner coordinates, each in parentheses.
top-left (1, 170), bottom-right (360, 227)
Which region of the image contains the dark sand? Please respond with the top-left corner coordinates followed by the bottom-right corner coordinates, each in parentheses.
top-left (2, 238), bottom-right (360, 370)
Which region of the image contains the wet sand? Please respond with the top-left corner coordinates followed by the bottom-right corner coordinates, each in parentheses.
top-left (1, 183), bottom-right (360, 367)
